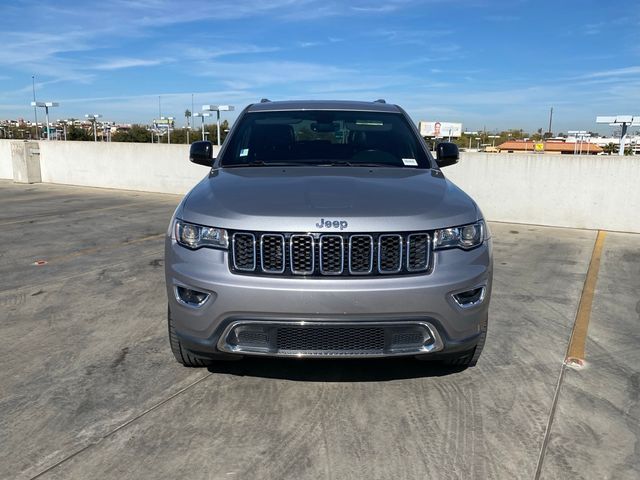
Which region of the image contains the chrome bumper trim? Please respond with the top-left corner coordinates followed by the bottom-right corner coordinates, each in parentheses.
top-left (216, 320), bottom-right (444, 358)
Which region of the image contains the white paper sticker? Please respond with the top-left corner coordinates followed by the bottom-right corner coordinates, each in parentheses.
top-left (240, 148), bottom-right (249, 157)
top-left (402, 158), bottom-right (418, 166)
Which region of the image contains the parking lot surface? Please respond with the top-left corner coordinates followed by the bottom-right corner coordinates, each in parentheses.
top-left (1, 180), bottom-right (638, 480)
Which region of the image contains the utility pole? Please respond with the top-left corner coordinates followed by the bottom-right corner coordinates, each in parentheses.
top-left (548, 107), bottom-right (554, 137)
top-left (32, 75), bottom-right (39, 139)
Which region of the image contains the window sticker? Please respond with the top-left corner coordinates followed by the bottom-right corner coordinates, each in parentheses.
top-left (402, 158), bottom-right (418, 166)
top-left (240, 148), bottom-right (249, 157)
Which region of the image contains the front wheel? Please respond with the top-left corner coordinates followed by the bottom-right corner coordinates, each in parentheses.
top-left (441, 313), bottom-right (488, 368)
top-left (168, 306), bottom-right (213, 367)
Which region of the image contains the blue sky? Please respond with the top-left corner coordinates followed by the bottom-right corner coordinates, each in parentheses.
top-left (0, 0), bottom-right (638, 133)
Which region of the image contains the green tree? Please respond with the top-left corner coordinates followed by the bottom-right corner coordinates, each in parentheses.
top-left (112, 124), bottom-right (152, 143)
top-left (205, 120), bottom-right (230, 144)
top-left (67, 125), bottom-right (92, 141)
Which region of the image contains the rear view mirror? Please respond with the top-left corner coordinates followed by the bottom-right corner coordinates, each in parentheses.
top-left (310, 122), bottom-right (339, 133)
top-left (190, 141), bottom-right (214, 167)
top-left (435, 142), bottom-right (459, 168)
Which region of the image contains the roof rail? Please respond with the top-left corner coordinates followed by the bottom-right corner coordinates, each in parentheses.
top-left (260, 98), bottom-right (271, 103)
top-left (374, 99), bottom-right (386, 103)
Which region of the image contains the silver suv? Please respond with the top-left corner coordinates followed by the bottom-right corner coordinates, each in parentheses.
top-left (165, 100), bottom-right (492, 368)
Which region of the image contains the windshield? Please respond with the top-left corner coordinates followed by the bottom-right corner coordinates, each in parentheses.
top-left (220, 110), bottom-right (431, 168)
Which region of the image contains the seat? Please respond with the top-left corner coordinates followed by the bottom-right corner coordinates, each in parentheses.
top-left (250, 124), bottom-right (295, 162)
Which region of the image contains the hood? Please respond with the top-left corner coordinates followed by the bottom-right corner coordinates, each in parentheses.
top-left (181, 167), bottom-right (478, 232)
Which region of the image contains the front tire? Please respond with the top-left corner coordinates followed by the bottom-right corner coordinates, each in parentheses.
top-left (168, 306), bottom-right (213, 367)
top-left (441, 313), bottom-right (488, 368)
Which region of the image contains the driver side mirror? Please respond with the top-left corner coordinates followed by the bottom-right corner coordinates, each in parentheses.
top-left (435, 142), bottom-right (459, 168)
top-left (190, 141), bottom-right (214, 167)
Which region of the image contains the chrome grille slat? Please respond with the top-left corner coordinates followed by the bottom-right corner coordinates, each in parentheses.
top-left (378, 234), bottom-right (403, 273)
top-left (260, 234), bottom-right (285, 273)
top-left (348, 234), bottom-right (373, 274)
top-left (407, 233), bottom-right (430, 272)
top-left (290, 234), bottom-right (315, 275)
top-left (232, 233), bottom-right (256, 271)
top-left (230, 231), bottom-right (431, 276)
top-left (320, 235), bottom-right (344, 275)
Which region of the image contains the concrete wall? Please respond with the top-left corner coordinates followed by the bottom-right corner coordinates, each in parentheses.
top-left (37, 141), bottom-right (220, 195)
top-left (0, 141), bottom-right (638, 233)
top-left (0, 140), bottom-right (13, 179)
top-left (447, 152), bottom-right (639, 233)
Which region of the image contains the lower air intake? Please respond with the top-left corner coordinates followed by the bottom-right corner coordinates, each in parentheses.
top-left (276, 326), bottom-right (385, 354)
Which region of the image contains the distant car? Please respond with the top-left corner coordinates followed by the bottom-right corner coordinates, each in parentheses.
top-left (482, 146), bottom-right (500, 153)
top-left (165, 100), bottom-right (492, 368)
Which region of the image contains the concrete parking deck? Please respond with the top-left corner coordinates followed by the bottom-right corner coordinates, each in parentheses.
top-left (1, 180), bottom-right (638, 480)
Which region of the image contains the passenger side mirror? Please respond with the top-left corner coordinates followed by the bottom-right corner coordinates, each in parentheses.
top-left (190, 141), bottom-right (214, 167)
top-left (435, 142), bottom-right (459, 168)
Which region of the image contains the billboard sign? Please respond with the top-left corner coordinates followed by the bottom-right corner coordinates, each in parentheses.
top-left (419, 121), bottom-right (463, 138)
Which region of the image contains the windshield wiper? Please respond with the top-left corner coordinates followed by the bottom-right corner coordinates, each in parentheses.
top-left (224, 160), bottom-right (311, 168)
top-left (316, 161), bottom-right (398, 168)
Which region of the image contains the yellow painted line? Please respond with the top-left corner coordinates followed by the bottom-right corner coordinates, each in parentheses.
top-left (35, 233), bottom-right (164, 265)
top-left (565, 230), bottom-right (606, 364)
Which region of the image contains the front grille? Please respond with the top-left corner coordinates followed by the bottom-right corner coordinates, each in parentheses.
top-left (277, 326), bottom-right (385, 354)
top-left (349, 235), bottom-right (373, 274)
top-left (407, 233), bottom-right (430, 271)
top-left (260, 234), bottom-right (285, 273)
top-left (320, 235), bottom-right (344, 275)
top-left (232, 233), bottom-right (255, 271)
top-left (290, 234), bottom-right (314, 274)
top-left (231, 231), bottom-right (431, 277)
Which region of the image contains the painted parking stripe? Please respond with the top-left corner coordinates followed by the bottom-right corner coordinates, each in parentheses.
top-left (566, 230), bottom-right (606, 365)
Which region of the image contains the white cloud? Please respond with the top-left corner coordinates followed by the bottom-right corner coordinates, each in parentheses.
top-left (579, 66), bottom-right (640, 79)
top-left (94, 58), bottom-right (171, 70)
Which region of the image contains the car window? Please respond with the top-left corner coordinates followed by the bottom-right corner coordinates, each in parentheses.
top-left (221, 111), bottom-right (431, 168)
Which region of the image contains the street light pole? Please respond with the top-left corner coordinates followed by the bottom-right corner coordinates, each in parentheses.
top-left (85, 114), bottom-right (102, 142)
top-left (192, 112), bottom-right (210, 141)
top-left (59, 120), bottom-right (67, 141)
top-left (160, 116), bottom-right (174, 144)
top-left (464, 131), bottom-right (478, 150)
top-left (202, 105), bottom-right (235, 145)
top-left (31, 102), bottom-right (59, 140)
top-left (32, 75), bottom-right (39, 139)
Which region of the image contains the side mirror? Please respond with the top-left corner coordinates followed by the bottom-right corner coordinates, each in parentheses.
top-left (190, 141), bottom-right (214, 167)
top-left (435, 142), bottom-right (459, 168)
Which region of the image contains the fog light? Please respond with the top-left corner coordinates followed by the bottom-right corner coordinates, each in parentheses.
top-left (452, 286), bottom-right (486, 309)
top-left (175, 286), bottom-right (209, 307)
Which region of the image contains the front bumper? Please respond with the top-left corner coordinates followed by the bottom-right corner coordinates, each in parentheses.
top-left (165, 235), bottom-right (492, 358)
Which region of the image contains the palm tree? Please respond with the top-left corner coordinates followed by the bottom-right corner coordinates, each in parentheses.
top-left (184, 109), bottom-right (192, 144)
top-left (603, 143), bottom-right (616, 155)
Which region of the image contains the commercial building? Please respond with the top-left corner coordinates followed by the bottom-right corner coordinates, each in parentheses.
top-left (497, 140), bottom-right (603, 155)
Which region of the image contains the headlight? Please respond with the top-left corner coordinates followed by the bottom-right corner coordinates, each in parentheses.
top-left (175, 220), bottom-right (228, 250)
top-left (434, 221), bottom-right (485, 250)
